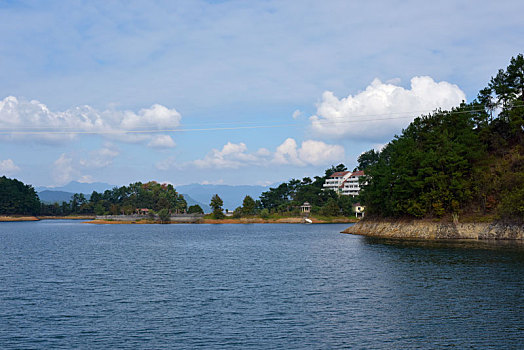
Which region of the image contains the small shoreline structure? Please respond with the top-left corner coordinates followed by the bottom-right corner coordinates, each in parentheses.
top-left (342, 219), bottom-right (524, 240)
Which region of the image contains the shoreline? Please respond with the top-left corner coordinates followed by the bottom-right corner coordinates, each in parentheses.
top-left (342, 219), bottom-right (524, 240)
top-left (86, 217), bottom-right (358, 225)
top-left (0, 215), bottom-right (96, 222)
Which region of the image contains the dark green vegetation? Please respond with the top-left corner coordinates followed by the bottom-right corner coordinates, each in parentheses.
top-left (40, 181), bottom-right (187, 216)
top-left (359, 54), bottom-right (524, 221)
top-left (0, 176), bottom-right (40, 215)
top-left (255, 164), bottom-right (358, 217)
top-left (210, 194), bottom-right (225, 219)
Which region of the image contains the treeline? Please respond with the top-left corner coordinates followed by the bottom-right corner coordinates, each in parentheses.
top-left (40, 181), bottom-right (188, 216)
top-left (214, 164), bottom-right (360, 219)
top-left (359, 54), bottom-right (524, 221)
top-left (0, 176), bottom-right (40, 215)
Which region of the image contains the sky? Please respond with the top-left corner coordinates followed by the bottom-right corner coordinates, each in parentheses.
top-left (0, 0), bottom-right (523, 188)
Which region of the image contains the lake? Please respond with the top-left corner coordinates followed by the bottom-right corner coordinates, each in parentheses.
top-left (0, 221), bottom-right (523, 349)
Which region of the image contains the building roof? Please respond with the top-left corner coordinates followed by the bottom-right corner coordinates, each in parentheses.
top-left (352, 170), bottom-right (365, 176)
top-left (329, 171), bottom-right (350, 177)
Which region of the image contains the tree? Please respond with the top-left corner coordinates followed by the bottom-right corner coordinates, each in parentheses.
top-left (0, 176), bottom-right (40, 215)
top-left (325, 164), bottom-right (347, 178)
top-left (187, 204), bottom-right (204, 214)
top-left (355, 149), bottom-right (380, 171)
top-left (157, 208), bottom-right (170, 224)
top-left (210, 194), bottom-right (224, 219)
top-left (241, 195), bottom-right (256, 215)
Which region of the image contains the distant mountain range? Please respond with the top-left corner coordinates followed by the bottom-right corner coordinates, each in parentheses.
top-left (36, 181), bottom-right (115, 194)
top-left (176, 184), bottom-right (268, 211)
top-left (36, 181), bottom-right (270, 210)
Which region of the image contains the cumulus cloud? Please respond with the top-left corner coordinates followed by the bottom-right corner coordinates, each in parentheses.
top-left (310, 76), bottom-right (466, 141)
top-left (51, 145), bottom-right (120, 185)
top-left (191, 138), bottom-right (344, 169)
top-left (0, 159), bottom-right (21, 175)
top-left (0, 96), bottom-right (182, 144)
top-left (78, 145), bottom-right (119, 168)
top-left (273, 138), bottom-right (345, 166)
top-left (148, 134), bottom-right (176, 148)
top-left (193, 142), bottom-right (263, 169)
top-left (52, 154), bottom-right (75, 185)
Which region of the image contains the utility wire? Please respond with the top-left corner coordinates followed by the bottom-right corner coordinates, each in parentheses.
top-left (0, 105), bottom-right (521, 135)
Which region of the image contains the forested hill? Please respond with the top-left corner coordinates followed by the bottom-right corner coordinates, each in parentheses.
top-left (358, 54), bottom-right (524, 221)
top-left (0, 176), bottom-right (40, 215)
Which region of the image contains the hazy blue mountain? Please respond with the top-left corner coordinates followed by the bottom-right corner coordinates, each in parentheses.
top-left (36, 181), bottom-right (115, 194)
top-left (176, 184), bottom-right (269, 211)
top-left (181, 194), bottom-right (211, 213)
top-left (38, 190), bottom-right (77, 204)
top-left (36, 181), bottom-right (269, 212)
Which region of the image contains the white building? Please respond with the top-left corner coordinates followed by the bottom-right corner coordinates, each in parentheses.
top-left (323, 170), bottom-right (365, 197)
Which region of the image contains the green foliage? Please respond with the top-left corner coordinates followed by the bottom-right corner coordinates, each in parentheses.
top-left (0, 176), bottom-right (40, 215)
top-left (157, 208), bottom-right (170, 224)
top-left (187, 204), bottom-right (204, 214)
top-left (259, 208), bottom-right (270, 219)
top-left (359, 54), bottom-right (524, 221)
top-left (40, 180), bottom-right (188, 216)
top-left (241, 195), bottom-right (256, 215)
top-left (258, 163), bottom-right (356, 216)
top-left (210, 194), bottom-right (224, 219)
top-left (321, 198), bottom-right (340, 216)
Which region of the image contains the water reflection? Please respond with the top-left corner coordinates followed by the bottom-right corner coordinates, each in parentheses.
top-left (363, 236), bottom-right (524, 252)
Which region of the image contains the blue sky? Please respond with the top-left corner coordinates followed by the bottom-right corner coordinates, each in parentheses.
top-left (0, 0), bottom-right (523, 188)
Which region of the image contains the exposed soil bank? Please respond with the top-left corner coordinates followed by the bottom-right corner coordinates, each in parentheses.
top-left (0, 215), bottom-right (96, 222)
top-left (0, 216), bottom-right (39, 222)
top-left (342, 219), bottom-right (524, 240)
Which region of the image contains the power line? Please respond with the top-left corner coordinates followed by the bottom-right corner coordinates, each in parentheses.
top-left (0, 105), bottom-right (520, 135)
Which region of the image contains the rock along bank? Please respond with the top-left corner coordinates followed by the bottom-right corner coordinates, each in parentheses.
top-left (342, 220), bottom-right (524, 240)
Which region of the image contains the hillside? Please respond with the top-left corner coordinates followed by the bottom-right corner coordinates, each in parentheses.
top-left (357, 54), bottom-right (524, 222)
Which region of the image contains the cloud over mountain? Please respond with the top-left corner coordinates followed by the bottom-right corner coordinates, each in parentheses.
top-left (190, 138), bottom-right (344, 169)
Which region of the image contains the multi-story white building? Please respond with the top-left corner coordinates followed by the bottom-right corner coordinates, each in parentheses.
top-left (323, 170), bottom-right (365, 197)
top-left (323, 171), bottom-right (351, 192)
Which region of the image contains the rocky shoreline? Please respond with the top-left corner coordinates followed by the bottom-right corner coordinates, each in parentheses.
top-left (342, 219), bottom-right (524, 240)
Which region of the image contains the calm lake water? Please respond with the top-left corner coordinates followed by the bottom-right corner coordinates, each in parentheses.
top-left (0, 221), bottom-right (523, 349)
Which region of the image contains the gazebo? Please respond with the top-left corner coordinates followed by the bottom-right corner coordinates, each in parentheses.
top-left (300, 202), bottom-right (311, 214)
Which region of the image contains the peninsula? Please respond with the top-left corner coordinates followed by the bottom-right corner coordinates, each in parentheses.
top-left (342, 54), bottom-right (524, 240)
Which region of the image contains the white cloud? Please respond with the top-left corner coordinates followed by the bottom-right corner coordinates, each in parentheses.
top-left (310, 76), bottom-right (466, 141)
top-left (292, 109), bottom-right (302, 119)
top-left (0, 96), bottom-right (182, 144)
top-left (79, 145), bottom-right (119, 169)
top-left (192, 138), bottom-right (345, 169)
top-left (297, 140), bottom-right (345, 166)
top-left (273, 138), bottom-right (303, 165)
top-left (148, 135), bottom-right (176, 148)
top-left (52, 154), bottom-right (75, 185)
top-left (155, 156), bottom-right (177, 171)
top-left (273, 138), bottom-right (345, 166)
top-left (78, 175), bottom-right (95, 183)
top-left (193, 142), bottom-right (264, 169)
top-left (0, 159), bottom-right (21, 176)
top-left (51, 145), bottom-right (120, 185)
